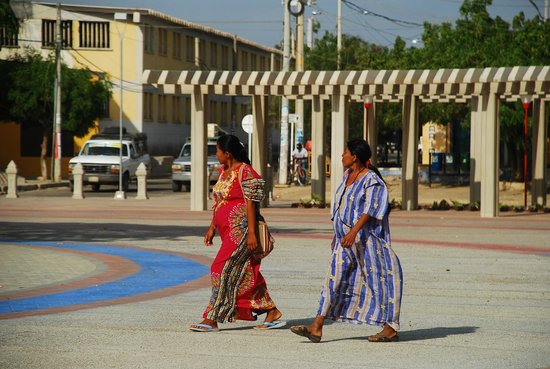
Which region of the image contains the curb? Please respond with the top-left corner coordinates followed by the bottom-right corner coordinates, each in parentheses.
top-left (1, 181), bottom-right (69, 193)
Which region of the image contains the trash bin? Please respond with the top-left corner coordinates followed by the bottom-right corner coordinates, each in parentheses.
top-left (444, 153), bottom-right (454, 173)
top-left (431, 153), bottom-right (443, 171)
top-left (460, 153), bottom-right (470, 173)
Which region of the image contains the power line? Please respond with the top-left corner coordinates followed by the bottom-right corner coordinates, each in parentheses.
top-left (341, 0), bottom-right (423, 27)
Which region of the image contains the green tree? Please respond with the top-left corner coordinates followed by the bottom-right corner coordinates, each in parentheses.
top-left (1, 52), bottom-right (112, 179)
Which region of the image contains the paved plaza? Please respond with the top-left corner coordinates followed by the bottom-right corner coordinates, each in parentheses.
top-left (0, 187), bottom-right (549, 369)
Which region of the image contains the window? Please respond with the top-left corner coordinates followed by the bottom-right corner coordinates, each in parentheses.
top-left (241, 51), bottom-right (248, 70)
top-left (42, 20), bottom-right (73, 48)
top-left (221, 102), bottom-right (228, 123)
top-left (259, 56), bottom-right (266, 71)
top-left (210, 42), bottom-right (217, 67)
top-left (79, 21), bottom-right (109, 48)
top-left (158, 28), bottom-right (167, 56)
top-left (221, 45), bottom-right (229, 69)
top-left (172, 96), bottom-right (182, 123)
top-left (250, 54), bottom-right (256, 71)
top-left (209, 101), bottom-right (217, 123)
top-left (144, 26), bottom-right (154, 53)
top-left (0, 27), bottom-right (18, 47)
top-left (185, 36), bottom-right (195, 62)
top-left (184, 97), bottom-right (191, 124)
top-left (158, 95), bottom-right (167, 121)
top-left (144, 93), bottom-right (153, 120)
top-left (172, 32), bottom-right (182, 59)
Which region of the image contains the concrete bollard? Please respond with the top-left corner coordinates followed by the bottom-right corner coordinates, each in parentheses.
top-left (72, 163), bottom-right (85, 199)
top-left (6, 160), bottom-right (19, 199)
top-left (136, 163), bottom-right (149, 200)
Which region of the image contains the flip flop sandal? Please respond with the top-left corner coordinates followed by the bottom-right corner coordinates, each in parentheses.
top-left (290, 325), bottom-right (322, 343)
top-left (367, 332), bottom-right (399, 342)
top-left (254, 320), bottom-right (287, 330)
top-left (189, 323), bottom-right (220, 332)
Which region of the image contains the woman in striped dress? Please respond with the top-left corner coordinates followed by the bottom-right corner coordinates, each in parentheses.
top-left (291, 138), bottom-right (402, 343)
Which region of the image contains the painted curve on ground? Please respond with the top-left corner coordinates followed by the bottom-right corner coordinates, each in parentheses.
top-left (0, 241), bottom-right (210, 317)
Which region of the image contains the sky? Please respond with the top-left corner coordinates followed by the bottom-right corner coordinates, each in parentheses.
top-left (39, 0), bottom-right (543, 48)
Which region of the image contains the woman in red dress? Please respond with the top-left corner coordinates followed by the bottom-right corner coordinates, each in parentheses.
top-left (190, 135), bottom-right (284, 332)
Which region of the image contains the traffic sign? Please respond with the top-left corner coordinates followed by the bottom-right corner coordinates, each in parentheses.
top-left (288, 113), bottom-right (301, 124)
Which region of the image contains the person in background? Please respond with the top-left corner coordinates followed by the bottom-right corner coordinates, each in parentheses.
top-left (290, 138), bottom-right (402, 343)
top-left (190, 134), bottom-right (285, 332)
top-left (291, 142), bottom-right (309, 178)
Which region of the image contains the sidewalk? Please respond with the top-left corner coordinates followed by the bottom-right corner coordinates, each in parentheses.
top-left (0, 190), bottom-right (549, 369)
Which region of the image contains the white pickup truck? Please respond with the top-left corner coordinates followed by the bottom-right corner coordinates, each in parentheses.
top-left (68, 131), bottom-right (150, 192)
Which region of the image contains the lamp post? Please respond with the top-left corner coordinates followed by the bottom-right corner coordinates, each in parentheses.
top-left (114, 12), bottom-right (127, 200)
top-left (363, 96), bottom-right (373, 141)
top-left (521, 95), bottom-right (532, 209)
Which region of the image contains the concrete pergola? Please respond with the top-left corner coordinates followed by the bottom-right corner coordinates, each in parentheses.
top-left (143, 66), bottom-right (550, 217)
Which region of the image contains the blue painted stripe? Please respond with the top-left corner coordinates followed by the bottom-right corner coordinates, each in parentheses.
top-left (0, 241), bottom-right (209, 315)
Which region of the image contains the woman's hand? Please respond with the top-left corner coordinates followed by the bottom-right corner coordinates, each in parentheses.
top-left (341, 230), bottom-right (358, 248)
top-left (247, 232), bottom-right (259, 253)
top-left (204, 227), bottom-right (215, 246)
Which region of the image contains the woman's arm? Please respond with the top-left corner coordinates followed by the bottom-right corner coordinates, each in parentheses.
top-left (203, 218), bottom-right (216, 246)
top-left (246, 199), bottom-right (259, 252)
top-left (341, 213), bottom-right (370, 248)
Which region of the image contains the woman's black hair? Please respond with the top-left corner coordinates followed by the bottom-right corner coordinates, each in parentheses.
top-left (347, 138), bottom-right (385, 182)
top-left (216, 134), bottom-right (251, 165)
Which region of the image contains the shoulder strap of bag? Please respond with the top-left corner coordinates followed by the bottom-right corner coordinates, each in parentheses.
top-left (237, 163), bottom-right (263, 221)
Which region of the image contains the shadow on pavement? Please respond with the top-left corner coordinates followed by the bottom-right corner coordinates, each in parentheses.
top-left (280, 323), bottom-right (478, 343)
top-left (0, 221), bottom-right (205, 242)
top-left (397, 326), bottom-right (479, 341)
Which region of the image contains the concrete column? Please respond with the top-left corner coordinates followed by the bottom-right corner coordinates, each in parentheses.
top-left (190, 86), bottom-right (208, 211)
top-left (72, 163), bottom-right (84, 200)
top-left (330, 93), bottom-right (348, 210)
top-left (532, 99), bottom-right (548, 206)
top-left (479, 92), bottom-right (500, 218)
top-left (367, 103), bottom-right (378, 165)
top-left (469, 96), bottom-right (482, 205)
top-left (135, 162), bottom-right (149, 200)
top-left (6, 160), bottom-right (19, 199)
top-left (252, 95), bottom-right (269, 207)
top-left (401, 95), bottom-right (419, 211)
top-left (311, 96), bottom-right (326, 203)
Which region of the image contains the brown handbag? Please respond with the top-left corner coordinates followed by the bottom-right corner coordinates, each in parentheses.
top-left (238, 165), bottom-right (275, 258)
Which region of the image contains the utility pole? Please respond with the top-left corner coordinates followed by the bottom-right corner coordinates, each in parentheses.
top-left (53, 2), bottom-right (62, 182)
top-left (114, 12), bottom-right (127, 200)
top-left (278, 0), bottom-right (291, 185)
top-left (337, 0), bottom-right (342, 70)
top-left (545, 0), bottom-right (549, 20)
top-left (295, 9), bottom-right (304, 146)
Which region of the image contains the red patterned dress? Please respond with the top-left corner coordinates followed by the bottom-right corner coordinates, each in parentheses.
top-left (203, 163), bottom-right (275, 322)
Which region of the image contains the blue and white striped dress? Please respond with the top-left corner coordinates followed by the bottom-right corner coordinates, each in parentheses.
top-left (317, 169), bottom-right (403, 330)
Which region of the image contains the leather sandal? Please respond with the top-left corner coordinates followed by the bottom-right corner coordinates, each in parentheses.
top-left (290, 325), bottom-right (322, 343)
top-left (367, 332), bottom-right (399, 342)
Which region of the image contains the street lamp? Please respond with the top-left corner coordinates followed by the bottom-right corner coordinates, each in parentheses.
top-left (288, 0), bottom-right (305, 16)
top-left (363, 95), bottom-right (373, 141)
top-left (521, 95), bottom-right (532, 209)
top-left (114, 12), bottom-right (127, 200)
